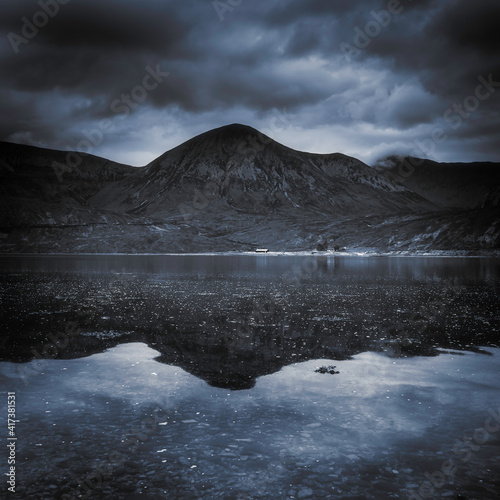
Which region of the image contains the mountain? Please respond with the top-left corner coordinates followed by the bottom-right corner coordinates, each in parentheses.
top-left (0, 124), bottom-right (499, 254)
top-left (378, 155), bottom-right (500, 209)
top-left (90, 124), bottom-right (432, 217)
top-left (0, 141), bottom-right (135, 226)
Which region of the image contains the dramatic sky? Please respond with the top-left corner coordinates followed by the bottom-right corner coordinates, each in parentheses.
top-left (1, 0), bottom-right (499, 166)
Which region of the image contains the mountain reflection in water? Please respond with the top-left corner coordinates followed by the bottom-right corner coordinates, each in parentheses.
top-left (1, 254), bottom-right (499, 390)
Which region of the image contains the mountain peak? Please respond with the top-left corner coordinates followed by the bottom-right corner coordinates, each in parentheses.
top-left (199, 123), bottom-right (271, 145)
top-left (1, 126), bottom-right (499, 254)
top-left (153, 123), bottom-right (277, 163)
top-left (216, 123), bottom-right (260, 135)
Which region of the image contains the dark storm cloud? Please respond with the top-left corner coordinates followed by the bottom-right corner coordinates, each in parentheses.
top-left (0, 0), bottom-right (499, 164)
top-left (263, 0), bottom-right (355, 27)
top-left (0, 0), bottom-right (191, 53)
top-left (0, 0), bottom-right (339, 115)
top-left (0, 0), bottom-right (194, 93)
top-left (343, 0), bottom-right (500, 99)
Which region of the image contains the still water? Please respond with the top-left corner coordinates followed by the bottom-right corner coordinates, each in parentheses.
top-left (1, 254), bottom-right (499, 499)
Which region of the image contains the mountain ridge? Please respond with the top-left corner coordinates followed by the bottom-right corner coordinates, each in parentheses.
top-left (89, 123), bottom-right (434, 218)
top-left (0, 124), bottom-right (499, 254)
top-left (378, 155), bottom-right (500, 209)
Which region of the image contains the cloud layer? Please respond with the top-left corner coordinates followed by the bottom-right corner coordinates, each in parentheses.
top-left (1, 0), bottom-right (499, 165)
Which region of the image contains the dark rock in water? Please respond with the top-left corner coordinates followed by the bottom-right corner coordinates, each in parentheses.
top-left (315, 365), bottom-right (339, 375)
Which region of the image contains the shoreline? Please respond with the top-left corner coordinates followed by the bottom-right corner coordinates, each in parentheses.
top-left (0, 250), bottom-right (499, 258)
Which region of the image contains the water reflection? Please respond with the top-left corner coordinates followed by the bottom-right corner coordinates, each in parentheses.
top-left (1, 255), bottom-right (499, 499)
top-left (2, 342), bottom-right (499, 498)
top-left (1, 253), bottom-right (499, 279)
top-left (1, 255), bottom-right (499, 390)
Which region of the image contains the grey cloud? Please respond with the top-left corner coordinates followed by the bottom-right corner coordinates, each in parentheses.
top-left (264, 0), bottom-right (359, 27)
top-left (0, 0), bottom-right (498, 165)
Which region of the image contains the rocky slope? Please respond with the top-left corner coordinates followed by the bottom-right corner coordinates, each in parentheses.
top-left (90, 124), bottom-right (432, 217)
top-left (0, 124), bottom-right (499, 254)
top-left (378, 155), bottom-right (500, 209)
